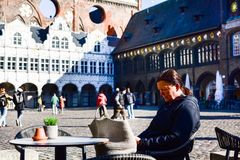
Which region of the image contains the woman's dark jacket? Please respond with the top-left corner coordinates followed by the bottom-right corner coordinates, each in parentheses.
top-left (13, 92), bottom-right (25, 110)
top-left (138, 95), bottom-right (200, 151)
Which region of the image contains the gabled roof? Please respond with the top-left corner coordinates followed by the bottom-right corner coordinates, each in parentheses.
top-left (114, 0), bottom-right (227, 53)
top-left (30, 26), bottom-right (49, 43)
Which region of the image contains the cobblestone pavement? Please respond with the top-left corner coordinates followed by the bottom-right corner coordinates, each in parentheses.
top-left (0, 108), bottom-right (240, 160)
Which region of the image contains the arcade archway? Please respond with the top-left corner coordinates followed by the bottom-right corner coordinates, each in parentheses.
top-left (42, 84), bottom-right (59, 108)
top-left (80, 84), bottom-right (96, 107)
top-left (20, 83), bottom-right (38, 108)
top-left (62, 83), bottom-right (78, 107)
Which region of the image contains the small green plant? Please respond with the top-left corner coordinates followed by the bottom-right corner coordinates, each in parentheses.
top-left (43, 116), bottom-right (58, 126)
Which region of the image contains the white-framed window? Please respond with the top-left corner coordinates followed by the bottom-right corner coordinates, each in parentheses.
top-left (179, 48), bottom-right (193, 66)
top-left (0, 56), bottom-right (4, 69)
top-left (18, 57), bottom-right (28, 71)
top-left (7, 57), bottom-right (16, 70)
top-left (196, 43), bottom-right (219, 64)
top-left (107, 62), bottom-right (113, 75)
top-left (71, 61), bottom-right (78, 73)
top-left (52, 36), bottom-right (60, 48)
top-left (81, 61), bottom-right (88, 73)
top-left (90, 61), bottom-right (96, 74)
top-left (232, 32), bottom-right (240, 56)
top-left (13, 32), bottom-right (22, 45)
top-left (147, 53), bottom-right (160, 71)
top-left (51, 59), bottom-right (59, 72)
top-left (163, 50), bottom-right (175, 69)
top-left (94, 41), bottom-right (101, 52)
top-left (62, 60), bottom-right (69, 72)
top-left (61, 37), bottom-right (69, 49)
top-left (30, 58), bottom-right (38, 71)
top-left (41, 59), bottom-right (49, 72)
top-left (99, 62), bottom-right (105, 74)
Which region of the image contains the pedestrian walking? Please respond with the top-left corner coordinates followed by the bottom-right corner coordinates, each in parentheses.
top-left (0, 87), bottom-right (13, 127)
top-left (51, 93), bottom-right (59, 115)
top-left (111, 87), bottom-right (127, 120)
top-left (125, 88), bottom-right (136, 119)
top-left (59, 95), bottom-right (66, 114)
top-left (96, 90), bottom-right (108, 117)
top-left (13, 88), bottom-right (25, 127)
top-left (37, 96), bottom-right (44, 112)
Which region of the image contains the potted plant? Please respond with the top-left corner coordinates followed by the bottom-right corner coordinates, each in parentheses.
top-left (43, 116), bottom-right (58, 139)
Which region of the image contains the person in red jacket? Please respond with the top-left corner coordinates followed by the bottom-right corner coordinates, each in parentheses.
top-left (96, 90), bottom-right (108, 117)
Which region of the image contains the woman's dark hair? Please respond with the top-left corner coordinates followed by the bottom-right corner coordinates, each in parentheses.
top-left (157, 69), bottom-right (192, 95)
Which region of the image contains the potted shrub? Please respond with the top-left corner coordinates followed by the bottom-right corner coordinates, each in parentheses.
top-left (43, 116), bottom-right (58, 139)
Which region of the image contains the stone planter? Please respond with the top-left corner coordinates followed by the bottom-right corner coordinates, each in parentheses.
top-left (44, 125), bottom-right (58, 139)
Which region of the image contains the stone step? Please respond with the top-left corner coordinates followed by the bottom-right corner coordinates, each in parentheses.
top-left (0, 149), bottom-right (38, 160)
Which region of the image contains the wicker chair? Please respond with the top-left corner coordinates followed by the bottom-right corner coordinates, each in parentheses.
top-left (215, 127), bottom-right (240, 160)
top-left (86, 153), bottom-right (156, 160)
top-left (14, 125), bottom-right (71, 160)
top-left (142, 132), bottom-right (197, 160)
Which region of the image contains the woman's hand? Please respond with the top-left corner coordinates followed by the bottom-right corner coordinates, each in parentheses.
top-left (135, 136), bottom-right (141, 145)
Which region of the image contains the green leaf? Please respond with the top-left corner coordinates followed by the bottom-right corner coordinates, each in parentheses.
top-left (43, 116), bottom-right (58, 126)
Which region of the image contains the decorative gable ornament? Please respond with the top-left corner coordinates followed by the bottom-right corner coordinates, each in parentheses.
top-left (19, 3), bottom-right (33, 18)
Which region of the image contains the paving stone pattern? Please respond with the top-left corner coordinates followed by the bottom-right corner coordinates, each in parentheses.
top-left (0, 108), bottom-right (240, 160)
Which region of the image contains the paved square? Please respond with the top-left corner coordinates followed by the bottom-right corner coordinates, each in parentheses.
top-left (0, 108), bottom-right (239, 160)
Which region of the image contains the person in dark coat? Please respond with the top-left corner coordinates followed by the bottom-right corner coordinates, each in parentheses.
top-left (136, 69), bottom-right (200, 160)
top-left (111, 87), bottom-right (127, 120)
top-left (13, 88), bottom-right (25, 127)
top-left (0, 87), bottom-right (13, 127)
top-left (125, 88), bottom-right (136, 119)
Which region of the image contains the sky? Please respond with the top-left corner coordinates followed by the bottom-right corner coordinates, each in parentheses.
top-left (39, 0), bottom-right (168, 19)
top-left (141, 0), bottom-right (167, 10)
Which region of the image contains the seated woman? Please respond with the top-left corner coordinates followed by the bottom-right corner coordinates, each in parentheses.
top-left (136, 69), bottom-right (200, 160)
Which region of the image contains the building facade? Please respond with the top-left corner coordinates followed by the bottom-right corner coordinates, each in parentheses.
top-left (114, 0), bottom-right (240, 109)
top-left (0, 0), bottom-right (140, 108)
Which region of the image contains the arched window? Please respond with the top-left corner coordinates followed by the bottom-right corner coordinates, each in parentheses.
top-left (179, 47), bottom-right (193, 67)
top-left (123, 59), bottom-right (133, 75)
top-left (196, 42), bottom-right (219, 65)
top-left (61, 37), bottom-right (69, 49)
top-left (13, 32), bottom-right (22, 45)
top-left (134, 56), bottom-right (145, 73)
top-left (163, 50), bottom-right (175, 69)
top-left (52, 36), bottom-right (60, 48)
top-left (146, 53), bottom-right (160, 72)
top-left (94, 41), bottom-right (101, 52)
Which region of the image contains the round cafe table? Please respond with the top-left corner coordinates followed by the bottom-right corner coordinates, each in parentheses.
top-left (9, 136), bottom-right (109, 160)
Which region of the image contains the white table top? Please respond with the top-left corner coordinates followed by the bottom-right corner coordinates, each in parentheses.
top-left (9, 136), bottom-right (109, 147)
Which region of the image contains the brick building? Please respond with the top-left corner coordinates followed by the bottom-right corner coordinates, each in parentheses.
top-left (114, 0), bottom-right (240, 109)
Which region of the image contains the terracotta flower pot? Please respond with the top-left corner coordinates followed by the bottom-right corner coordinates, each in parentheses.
top-left (32, 127), bottom-right (48, 141)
